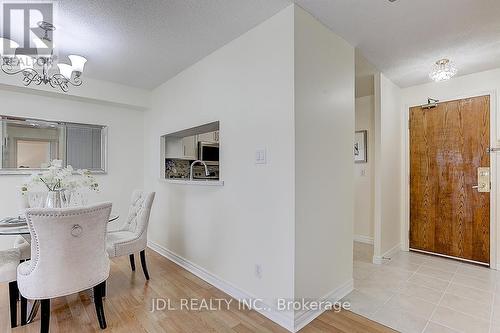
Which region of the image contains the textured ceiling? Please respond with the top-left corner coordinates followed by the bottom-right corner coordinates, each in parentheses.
top-left (2, 0), bottom-right (498, 89)
top-left (296, 0), bottom-right (500, 88)
top-left (40, 0), bottom-right (291, 89)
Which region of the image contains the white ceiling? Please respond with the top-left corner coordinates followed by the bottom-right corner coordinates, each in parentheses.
top-left (296, 0), bottom-right (500, 88)
top-left (4, 0), bottom-right (499, 90)
top-left (49, 0), bottom-right (291, 89)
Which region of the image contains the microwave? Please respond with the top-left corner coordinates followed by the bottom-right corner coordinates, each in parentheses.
top-left (198, 142), bottom-right (219, 164)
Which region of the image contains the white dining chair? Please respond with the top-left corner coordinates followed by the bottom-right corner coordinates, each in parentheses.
top-left (0, 248), bottom-right (22, 328)
top-left (14, 236), bottom-right (31, 261)
top-left (106, 190), bottom-right (155, 281)
top-left (12, 236), bottom-right (30, 325)
top-left (17, 203), bottom-right (112, 333)
top-left (15, 192), bottom-right (32, 261)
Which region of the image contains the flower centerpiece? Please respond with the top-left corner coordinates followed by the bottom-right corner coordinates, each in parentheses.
top-left (21, 160), bottom-right (99, 208)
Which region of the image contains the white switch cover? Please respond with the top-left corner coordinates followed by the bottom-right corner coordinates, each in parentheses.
top-left (255, 149), bottom-right (266, 164)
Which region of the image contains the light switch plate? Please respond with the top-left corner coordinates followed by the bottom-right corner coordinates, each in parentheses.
top-left (255, 149), bottom-right (266, 164)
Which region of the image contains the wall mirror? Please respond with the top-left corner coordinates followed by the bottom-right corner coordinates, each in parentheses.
top-left (0, 115), bottom-right (107, 174)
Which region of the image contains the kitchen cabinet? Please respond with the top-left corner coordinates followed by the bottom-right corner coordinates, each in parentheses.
top-left (182, 135), bottom-right (198, 159)
top-left (197, 131), bottom-right (219, 143)
top-left (165, 135), bottom-right (198, 160)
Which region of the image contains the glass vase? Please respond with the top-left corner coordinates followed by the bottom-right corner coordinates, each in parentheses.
top-left (45, 190), bottom-right (63, 208)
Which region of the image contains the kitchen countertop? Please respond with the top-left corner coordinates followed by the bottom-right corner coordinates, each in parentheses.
top-left (161, 178), bottom-right (224, 186)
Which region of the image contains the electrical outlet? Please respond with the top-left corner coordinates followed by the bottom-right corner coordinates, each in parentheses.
top-left (254, 264), bottom-right (263, 279)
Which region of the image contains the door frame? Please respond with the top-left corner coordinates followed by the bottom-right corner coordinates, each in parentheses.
top-left (402, 90), bottom-right (498, 269)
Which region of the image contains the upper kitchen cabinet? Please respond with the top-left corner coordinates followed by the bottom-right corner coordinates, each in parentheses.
top-left (164, 135), bottom-right (197, 160)
top-left (197, 130), bottom-right (219, 143)
top-left (181, 135), bottom-right (198, 160)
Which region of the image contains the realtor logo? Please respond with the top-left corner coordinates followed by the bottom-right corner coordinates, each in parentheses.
top-left (2, 1), bottom-right (55, 57)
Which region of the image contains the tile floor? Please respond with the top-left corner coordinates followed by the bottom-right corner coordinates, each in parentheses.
top-left (342, 242), bottom-right (500, 333)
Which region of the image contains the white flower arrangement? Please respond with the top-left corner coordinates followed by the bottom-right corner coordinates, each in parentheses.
top-left (21, 159), bottom-right (99, 194)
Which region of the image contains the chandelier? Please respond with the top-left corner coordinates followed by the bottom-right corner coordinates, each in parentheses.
top-left (0, 22), bottom-right (87, 92)
top-left (429, 58), bottom-right (457, 82)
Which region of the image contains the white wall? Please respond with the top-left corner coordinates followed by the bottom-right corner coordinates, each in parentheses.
top-left (143, 6), bottom-right (296, 329)
top-left (143, 7), bottom-right (356, 330)
top-left (0, 5), bottom-right (359, 331)
top-left (401, 67), bottom-right (500, 268)
top-left (0, 75), bottom-right (151, 110)
top-left (294, 2), bottom-right (354, 313)
top-left (354, 96), bottom-right (374, 241)
top-left (373, 74), bottom-right (402, 262)
top-left (0, 88), bottom-right (145, 248)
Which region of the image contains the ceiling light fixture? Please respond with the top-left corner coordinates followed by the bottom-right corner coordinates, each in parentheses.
top-left (429, 58), bottom-right (457, 82)
top-left (0, 21), bottom-right (87, 92)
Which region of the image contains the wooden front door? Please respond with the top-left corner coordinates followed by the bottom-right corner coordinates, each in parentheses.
top-left (409, 95), bottom-right (490, 264)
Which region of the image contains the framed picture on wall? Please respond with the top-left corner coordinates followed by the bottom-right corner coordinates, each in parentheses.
top-left (354, 130), bottom-right (367, 163)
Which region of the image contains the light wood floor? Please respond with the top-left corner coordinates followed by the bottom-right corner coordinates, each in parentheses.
top-left (0, 249), bottom-right (396, 332)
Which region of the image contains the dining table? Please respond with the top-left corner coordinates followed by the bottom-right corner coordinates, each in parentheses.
top-left (0, 214), bottom-right (119, 324)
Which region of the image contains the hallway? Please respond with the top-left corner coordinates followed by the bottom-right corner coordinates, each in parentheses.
top-left (343, 242), bottom-right (500, 333)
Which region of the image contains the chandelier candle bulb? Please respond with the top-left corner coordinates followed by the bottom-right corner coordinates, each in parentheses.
top-left (57, 63), bottom-right (74, 80)
top-left (69, 55), bottom-right (87, 73)
top-left (0, 38), bottom-right (19, 57)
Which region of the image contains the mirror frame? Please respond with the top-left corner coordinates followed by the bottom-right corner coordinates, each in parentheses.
top-left (0, 115), bottom-right (108, 175)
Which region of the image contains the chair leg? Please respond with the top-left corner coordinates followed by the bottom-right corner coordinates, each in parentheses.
top-left (102, 280), bottom-right (106, 298)
top-left (8, 281), bottom-right (17, 328)
top-left (140, 250), bottom-right (150, 280)
top-left (41, 299), bottom-right (50, 333)
top-left (20, 295), bottom-right (27, 325)
top-left (93, 281), bottom-right (107, 329)
top-left (129, 254), bottom-right (136, 271)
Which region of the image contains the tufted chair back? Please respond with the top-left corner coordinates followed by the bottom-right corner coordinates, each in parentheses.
top-left (121, 191), bottom-right (155, 236)
top-left (17, 203), bottom-right (111, 300)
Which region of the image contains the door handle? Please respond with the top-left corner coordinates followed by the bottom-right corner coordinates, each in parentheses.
top-left (474, 167), bottom-right (490, 192)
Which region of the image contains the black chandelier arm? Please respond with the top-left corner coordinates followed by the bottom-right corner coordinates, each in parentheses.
top-left (70, 75), bottom-right (83, 87)
top-left (1, 65), bottom-right (43, 87)
top-left (1, 62), bottom-right (23, 75)
top-left (22, 69), bottom-right (43, 86)
top-left (49, 74), bottom-right (70, 92)
top-left (1, 56), bottom-right (84, 92)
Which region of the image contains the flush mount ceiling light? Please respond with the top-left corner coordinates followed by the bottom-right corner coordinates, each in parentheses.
top-left (429, 58), bottom-right (457, 82)
top-left (0, 21), bottom-right (87, 92)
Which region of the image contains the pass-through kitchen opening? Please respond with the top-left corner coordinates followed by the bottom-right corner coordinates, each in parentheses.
top-left (160, 121), bottom-right (221, 183)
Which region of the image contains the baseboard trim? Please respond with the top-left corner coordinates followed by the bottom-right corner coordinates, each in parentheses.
top-left (147, 241), bottom-right (294, 332)
top-left (293, 279), bottom-right (353, 332)
top-left (373, 243), bottom-right (401, 264)
top-left (353, 235), bottom-right (374, 245)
